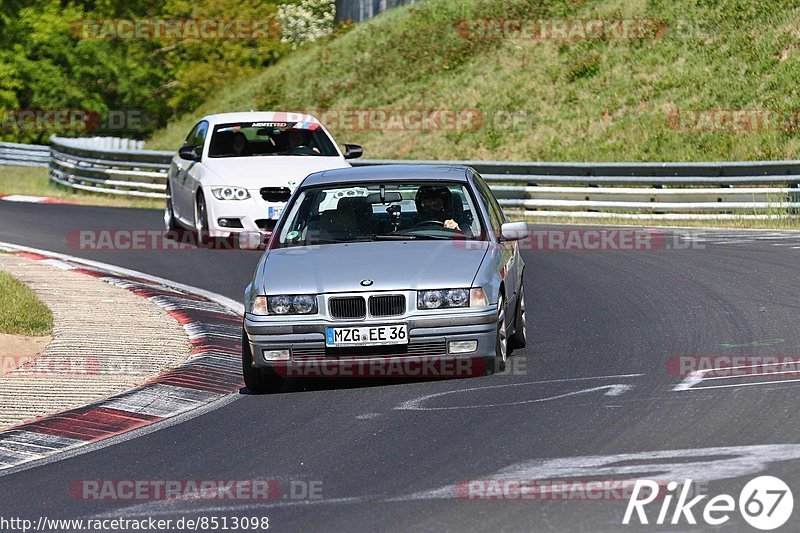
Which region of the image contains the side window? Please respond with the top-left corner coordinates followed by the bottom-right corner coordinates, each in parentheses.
top-left (183, 123), bottom-right (200, 146)
top-left (472, 171), bottom-right (504, 235)
top-left (183, 121), bottom-right (208, 148)
top-left (191, 121), bottom-right (209, 149)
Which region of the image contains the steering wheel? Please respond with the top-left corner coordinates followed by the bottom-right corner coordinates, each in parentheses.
top-left (410, 219), bottom-right (445, 229)
top-left (288, 145), bottom-right (318, 156)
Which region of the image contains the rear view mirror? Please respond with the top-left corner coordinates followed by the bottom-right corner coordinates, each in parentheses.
top-left (260, 187), bottom-right (291, 202)
top-left (238, 231), bottom-right (264, 250)
top-left (500, 221), bottom-right (529, 241)
top-left (365, 191), bottom-right (402, 204)
top-left (343, 144), bottom-right (363, 159)
top-left (178, 145), bottom-right (201, 162)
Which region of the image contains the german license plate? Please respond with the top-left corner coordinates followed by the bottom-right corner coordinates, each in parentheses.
top-left (325, 324), bottom-right (408, 347)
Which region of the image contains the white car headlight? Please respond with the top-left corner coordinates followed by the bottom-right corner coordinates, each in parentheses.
top-left (211, 186), bottom-right (250, 201)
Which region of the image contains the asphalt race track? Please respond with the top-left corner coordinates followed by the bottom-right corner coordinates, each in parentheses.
top-left (3, 201), bottom-right (800, 531)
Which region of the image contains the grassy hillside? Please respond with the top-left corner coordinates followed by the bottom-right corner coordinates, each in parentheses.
top-left (147, 0), bottom-right (800, 162)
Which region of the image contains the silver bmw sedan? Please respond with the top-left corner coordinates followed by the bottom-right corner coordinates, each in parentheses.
top-left (241, 164), bottom-right (528, 393)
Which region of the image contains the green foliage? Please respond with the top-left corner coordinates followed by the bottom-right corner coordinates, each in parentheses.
top-left (0, 0), bottom-right (290, 143)
top-left (148, 0), bottom-right (800, 162)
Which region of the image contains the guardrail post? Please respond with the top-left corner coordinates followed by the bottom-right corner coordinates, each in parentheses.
top-left (790, 183), bottom-right (800, 215)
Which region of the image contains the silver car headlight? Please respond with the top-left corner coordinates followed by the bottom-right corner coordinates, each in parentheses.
top-left (266, 294), bottom-right (318, 315)
top-left (417, 288), bottom-right (471, 309)
top-left (417, 288), bottom-right (489, 309)
top-left (211, 186), bottom-right (250, 201)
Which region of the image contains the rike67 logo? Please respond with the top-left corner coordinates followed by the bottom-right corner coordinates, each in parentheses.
top-left (623, 476), bottom-right (793, 530)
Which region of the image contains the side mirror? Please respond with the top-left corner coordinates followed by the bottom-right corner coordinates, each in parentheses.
top-left (238, 231), bottom-right (264, 250)
top-left (260, 187), bottom-right (292, 202)
top-left (500, 221), bottom-right (529, 241)
top-left (343, 144), bottom-right (363, 160)
top-left (178, 145), bottom-right (202, 162)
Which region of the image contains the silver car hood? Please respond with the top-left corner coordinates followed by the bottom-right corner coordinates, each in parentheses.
top-left (260, 240), bottom-right (489, 294)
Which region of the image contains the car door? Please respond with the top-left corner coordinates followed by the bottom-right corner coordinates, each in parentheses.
top-left (174, 121), bottom-right (208, 220)
top-left (472, 171), bottom-right (521, 306)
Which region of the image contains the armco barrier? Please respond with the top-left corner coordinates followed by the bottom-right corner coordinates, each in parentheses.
top-left (7, 137), bottom-right (800, 218)
top-left (48, 136), bottom-right (169, 198)
top-left (0, 141), bottom-right (49, 167)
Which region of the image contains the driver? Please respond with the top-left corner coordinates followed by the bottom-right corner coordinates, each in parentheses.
top-left (286, 129), bottom-right (317, 154)
top-left (414, 185), bottom-right (460, 230)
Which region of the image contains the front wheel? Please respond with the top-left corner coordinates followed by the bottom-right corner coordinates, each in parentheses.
top-left (509, 284), bottom-right (527, 349)
top-left (164, 184), bottom-right (180, 233)
top-left (488, 294), bottom-right (507, 374)
top-left (242, 331), bottom-right (284, 394)
top-left (194, 193), bottom-right (212, 247)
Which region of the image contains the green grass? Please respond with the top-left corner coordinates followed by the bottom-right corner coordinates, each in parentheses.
top-left (147, 0), bottom-right (800, 163)
top-left (0, 166), bottom-right (162, 209)
top-left (0, 271), bottom-right (53, 336)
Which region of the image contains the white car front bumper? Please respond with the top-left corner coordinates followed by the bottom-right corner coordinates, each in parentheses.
top-left (202, 187), bottom-right (285, 237)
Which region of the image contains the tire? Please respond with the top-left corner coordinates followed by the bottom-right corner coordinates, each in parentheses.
top-left (164, 184), bottom-right (180, 233)
top-left (242, 331), bottom-right (284, 394)
top-left (488, 293), bottom-right (508, 374)
top-left (194, 193), bottom-right (212, 247)
top-left (509, 284), bottom-right (527, 349)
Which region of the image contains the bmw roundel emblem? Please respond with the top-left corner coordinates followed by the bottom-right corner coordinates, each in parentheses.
top-left (360, 279), bottom-right (373, 287)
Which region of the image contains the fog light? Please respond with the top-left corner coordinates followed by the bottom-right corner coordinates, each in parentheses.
top-left (449, 340), bottom-right (478, 354)
top-left (218, 218), bottom-right (244, 228)
top-left (263, 349), bottom-right (290, 361)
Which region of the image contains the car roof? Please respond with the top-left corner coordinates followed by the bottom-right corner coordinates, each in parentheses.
top-left (199, 111), bottom-right (321, 126)
top-left (302, 165), bottom-right (471, 187)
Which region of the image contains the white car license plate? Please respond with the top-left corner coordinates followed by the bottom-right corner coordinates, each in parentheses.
top-left (325, 325), bottom-right (408, 347)
top-left (268, 206), bottom-right (283, 219)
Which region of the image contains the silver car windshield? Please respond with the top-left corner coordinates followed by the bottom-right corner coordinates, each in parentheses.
top-left (277, 182), bottom-right (485, 246)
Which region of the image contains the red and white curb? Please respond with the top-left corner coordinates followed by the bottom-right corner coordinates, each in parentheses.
top-left (0, 246), bottom-right (243, 471)
top-left (0, 194), bottom-right (75, 205)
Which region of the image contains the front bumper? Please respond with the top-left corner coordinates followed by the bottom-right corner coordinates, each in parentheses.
top-left (244, 308), bottom-right (498, 378)
top-left (204, 187), bottom-right (284, 238)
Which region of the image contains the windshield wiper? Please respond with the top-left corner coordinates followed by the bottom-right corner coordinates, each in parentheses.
top-left (371, 233), bottom-right (452, 241)
top-left (368, 234), bottom-right (421, 240)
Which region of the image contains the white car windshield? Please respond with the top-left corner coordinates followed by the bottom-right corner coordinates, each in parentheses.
top-left (208, 121), bottom-right (339, 158)
top-left (277, 182), bottom-right (486, 246)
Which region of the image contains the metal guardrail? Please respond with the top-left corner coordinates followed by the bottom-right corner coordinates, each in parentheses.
top-left (49, 136), bottom-right (169, 198)
top-left (0, 141), bottom-right (49, 167)
top-left (352, 159), bottom-right (800, 218)
top-left (5, 136), bottom-right (799, 218)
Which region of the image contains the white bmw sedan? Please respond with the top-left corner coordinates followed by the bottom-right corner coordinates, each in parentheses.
top-left (164, 112), bottom-right (363, 241)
